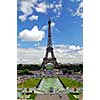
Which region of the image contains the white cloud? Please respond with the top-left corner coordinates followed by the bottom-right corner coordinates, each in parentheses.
top-left (51, 22), bottom-right (55, 27)
top-left (48, 4), bottom-right (54, 9)
top-left (17, 47), bottom-right (45, 64)
top-left (20, 1), bottom-right (34, 15)
top-left (69, 45), bottom-right (81, 50)
top-left (67, 8), bottom-right (73, 13)
top-left (56, 11), bottom-right (61, 18)
top-left (48, 0), bottom-right (63, 17)
top-left (55, 3), bottom-right (62, 10)
top-left (42, 25), bottom-right (48, 30)
top-left (18, 0), bottom-right (63, 21)
top-left (17, 43), bottom-right (21, 47)
top-left (35, 2), bottom-right (47, 13)
top-left (67, 1), bottom-right (83, 18)
top-left (32, 0), bottom-right (38, 3)
top-left (78, 49), bottom-right (83, 54)
top-left (29, 15), bottom-right (39, 21)
top-left (53, 8), bottom-right (57, 13)
top-left (19, 25), bottom-right (45, 41)
top-left (17, 44), bottom-right (83, 64)
top-left (18, 15), bottom-right (27, 22)
top-left (18, 0), bottom-right (35, 21)
top-left (74, 2), bottom-right (83, 18)
top-left (34, 42), bottom-right (40, 47)
top-left (55, 28), bottom-right (60, 33)
top-left (42, 22), bottom-right (55, 31)
top-left (54, 0), bottom-right (63, 18)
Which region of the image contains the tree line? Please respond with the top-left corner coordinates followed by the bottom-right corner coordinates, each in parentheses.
top-left (58, 63), bottom-right (83, 74)
top-left (17, 63), bottom-right (83, 75)
top-left (17, 64), bottom-right (41, 70)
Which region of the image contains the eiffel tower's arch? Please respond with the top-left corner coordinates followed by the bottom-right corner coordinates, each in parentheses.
top-left (41, 58), bottom-right (58, 69)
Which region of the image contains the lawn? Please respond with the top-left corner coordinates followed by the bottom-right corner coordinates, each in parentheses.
top-left (60, 77), bottom-right (83, 100)
top-left (67, 93), bottom-right (78, 100)
top-left (60, 77), bottom-right (83, 88)
top-left (18, 78), bottom-right (41, 88)
top-left (29, 93), bottom-right (36, 99)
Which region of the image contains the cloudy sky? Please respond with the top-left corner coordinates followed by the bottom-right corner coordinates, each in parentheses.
top-left (17, 0), bottom-right (83, 64)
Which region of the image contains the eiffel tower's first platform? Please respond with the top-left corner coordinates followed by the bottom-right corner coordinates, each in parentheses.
top-left (41, 19), bottom-right (59, 68)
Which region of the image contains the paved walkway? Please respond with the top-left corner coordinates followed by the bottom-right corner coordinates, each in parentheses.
top-left (35, 94), bottom-right (69, 100)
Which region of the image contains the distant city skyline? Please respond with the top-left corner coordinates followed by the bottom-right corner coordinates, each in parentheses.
top-left (17, 0), bottom-right (83, 64)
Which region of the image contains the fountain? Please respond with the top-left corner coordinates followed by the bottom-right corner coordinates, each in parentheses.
top-left (36, 77), bottom-right (65, 94)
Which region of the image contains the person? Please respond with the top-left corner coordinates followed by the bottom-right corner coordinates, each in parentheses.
top-left (59, 93), bottom-right (62, 99)
top-left (56, 88), bottom-right (59, 93)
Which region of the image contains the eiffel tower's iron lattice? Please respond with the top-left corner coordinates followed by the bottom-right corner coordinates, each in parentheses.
top-left (41, 19), bottom-right (59, 68)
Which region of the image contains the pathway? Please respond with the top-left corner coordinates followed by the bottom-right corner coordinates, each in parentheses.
top-left (35, 94), bottom-right (69, 100)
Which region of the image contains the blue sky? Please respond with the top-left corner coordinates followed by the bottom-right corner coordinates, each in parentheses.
top-left (17, 0), bottom-right (83, 48)
top-left (17, 0), bottom-right (83, 64)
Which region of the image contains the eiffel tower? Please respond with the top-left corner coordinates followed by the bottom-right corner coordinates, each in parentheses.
top-left (41, 19), bottom-right (59, 68)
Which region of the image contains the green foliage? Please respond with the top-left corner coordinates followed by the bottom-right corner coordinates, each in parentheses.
top-left (45, 66), bottom-right (53, 70)
top-left (17, 64), bottom-right (83, 74)
top-left (17, 64), bottom-right (41, 71)
top-left (60, 77), bottom-right (83, 88)
top-left (59, 64), bottom-right (83, 74)
top-left (17, 69), bottom-right (33, 75)
top-left (62, 68), bottom-right (72, 75)
top-left (67, 93), bottom-right (78, 100)
top-left (18, 78), bottom-right (41, 88)
top-left (29, 93), bottom-right (36, 99)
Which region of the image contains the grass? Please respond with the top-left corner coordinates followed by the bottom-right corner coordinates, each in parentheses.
top-left (60, 77), bottom-right (82, 100)
top-left (67, 93), bottom-right (78, 100)
top-left (29, 93), bottom-right (36, 99)
top-left (18, 78), bottom-right (41, 88)
top-left (17, 90), bottom-right (22, 92)
top-left (60, 77), bottom-right (83, 88)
